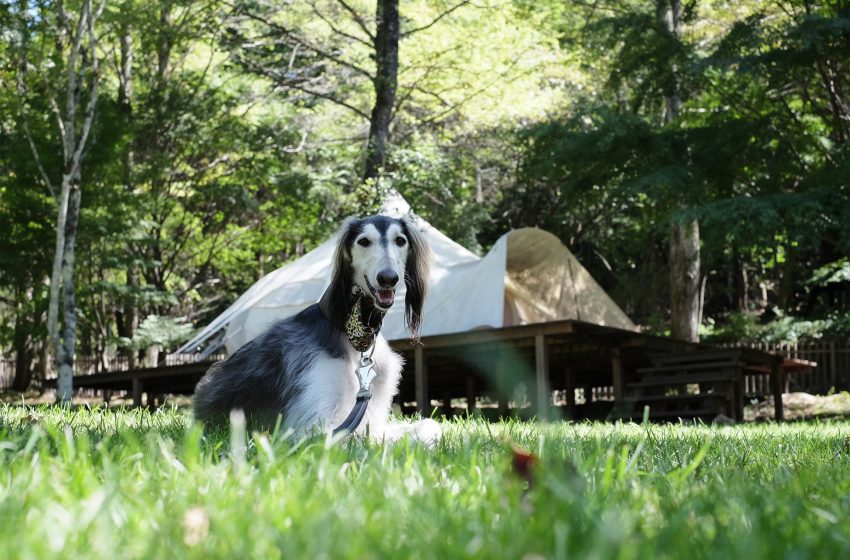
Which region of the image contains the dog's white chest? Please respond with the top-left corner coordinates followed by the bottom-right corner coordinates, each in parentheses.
top-left (285, 337), bottom-right (402, 434)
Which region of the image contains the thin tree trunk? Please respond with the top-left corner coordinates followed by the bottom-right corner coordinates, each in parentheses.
top-left (658, 0), bottom-right (701, 342)
top-left (670, 220), bottom-right (701, 341)
top-left (126, 268), bottom-right (140, 369)
top-left (119, 23), bottom-right (139, 369)
top-left (12, 304), bottom-right (34, 391)
top-left (363, 0), bottom-right (399, 182)
top-left (40, 0), bottom-right (102, 404)
top-left (56, 185), bottom-right (81, 402)
top-left (47, 177), bottom-right (72, 369)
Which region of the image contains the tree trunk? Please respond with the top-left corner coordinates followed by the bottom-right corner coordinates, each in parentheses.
top-left (47, 177), bottom-right (72, 375)
top-left (363, 0), bottom-right (399, 182)
top-left (670, 219), bottom-right (701, 341)
top-left (657, 0), bottom-right (701, 342)
top-left (35, 319), bottom-right (49, 389)
top-left (12, 306), bottom-right (33, 391)
top-left (126, 267), bottom-right (140, 369)
top-left (56, 185), bottom-right (81, 403)
top-left (118, 22), bottom-right (140, 369)
top-left (33, 0), bottom-right (102, 403)
top-left (658, 0), bottom-right (682, 127)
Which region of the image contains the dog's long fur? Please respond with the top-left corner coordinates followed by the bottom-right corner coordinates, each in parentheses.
top-left (192, 214), bottom-right (440, 443)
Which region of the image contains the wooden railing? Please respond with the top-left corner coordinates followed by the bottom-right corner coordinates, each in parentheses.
top-left (2, 339), bottom-right (849, 395)
top-left (722, 340), bottom-right (850, 394)
top-left (0, 353), bottom-right (225, 390)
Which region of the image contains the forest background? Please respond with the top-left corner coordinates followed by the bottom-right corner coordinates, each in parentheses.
top-left (1, 0), bottom-right (848, 396)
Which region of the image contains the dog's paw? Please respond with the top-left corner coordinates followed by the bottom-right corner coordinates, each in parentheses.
top-left (413, 418), bottom-right (442, 447)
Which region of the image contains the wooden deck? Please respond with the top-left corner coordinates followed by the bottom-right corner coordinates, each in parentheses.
top-left (50, 320), bottom-right (787, 422)
top-left (392, 320), bottom-right (784, 422)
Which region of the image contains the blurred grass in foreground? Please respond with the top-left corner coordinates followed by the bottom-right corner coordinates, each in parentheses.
top-left (1, 404), bottom-right (849, 559)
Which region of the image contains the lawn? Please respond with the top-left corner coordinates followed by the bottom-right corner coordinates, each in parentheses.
top-left (1, 406), bottom-right (849, 559)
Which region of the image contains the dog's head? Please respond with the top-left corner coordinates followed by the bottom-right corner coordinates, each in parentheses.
top-left (326, 214), bottom-right (431, 337)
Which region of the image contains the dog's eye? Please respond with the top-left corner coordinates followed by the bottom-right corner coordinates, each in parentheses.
top-left (357, 237), bottom-right (371, 248)
top-left (395, 236), bottom-right (407, 247)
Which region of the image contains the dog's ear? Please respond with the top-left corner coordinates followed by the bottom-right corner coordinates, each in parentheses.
top-left (323, 217), bottom-right (360, 330)
top-left (401, 214), bottom-right (431, 339)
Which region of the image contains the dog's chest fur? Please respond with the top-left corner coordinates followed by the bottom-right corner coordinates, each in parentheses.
top-left (286, 335), bottom-right (402, 434)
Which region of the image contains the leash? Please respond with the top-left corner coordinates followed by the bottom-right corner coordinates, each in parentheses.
top-left (332, 345), bottom-right (377, 436)
top-left (333, 339), bottom-right (377, 435)
top-left (333, 288), bottom-right (383, 436)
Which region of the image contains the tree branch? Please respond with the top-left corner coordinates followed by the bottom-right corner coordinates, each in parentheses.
top-left (18, 106), bottom-right (56, 198)
top-left (239, 57), bottom-right (371, 119)
top-left (234, 4), bottom-right (375, 81)
top-left (335, 0), bottom-right (375, 41)
top-left (69, 0), bottom-right (101, 180)
top-left (391, 65), bottom-right (443, 123)
top-left (570, 0), bottom-right (628, 15)
top-left (417, 52), bottom-right (526, 126)
top-left (15, 39), bottom-right (56, 197)
top-left (310, 1), bottom-right (373, 49)
top-left (401, 0), bottom-right (471, 37)
top-left (63, 0), bottom-right (91, 164)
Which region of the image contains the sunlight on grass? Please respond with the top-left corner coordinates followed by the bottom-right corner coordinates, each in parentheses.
top-left (1, 405), bottom-right (849, 559)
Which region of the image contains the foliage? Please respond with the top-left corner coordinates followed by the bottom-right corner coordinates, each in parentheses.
top-left (2, 407), bottom-right (850, 558)
top-left (808, 259), bottom-right (850, 287)
top-left (498, 0), bottom-right (850, 326)
top-left (120, 315), bottom-right (196, 352)
top-left (1, 0), bottom-right (849, 382)
top-left (701, 309), bottom-right (850, 343)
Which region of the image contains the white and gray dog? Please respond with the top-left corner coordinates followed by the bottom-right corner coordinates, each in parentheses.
top-left (193, 214), bottom-right (441, 444)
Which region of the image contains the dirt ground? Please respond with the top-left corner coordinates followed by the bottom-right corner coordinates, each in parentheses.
top-left (746, 391), bottom-right (850, 421)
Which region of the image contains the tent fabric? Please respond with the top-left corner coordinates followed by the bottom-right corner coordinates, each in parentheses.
top-left (503, 228), bottom-right (636, 329)
top-left (179, 194), bottom-right (635, 355)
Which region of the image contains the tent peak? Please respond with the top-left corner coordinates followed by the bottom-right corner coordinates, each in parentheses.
top-left (379, 190), bottom-right (411, 218)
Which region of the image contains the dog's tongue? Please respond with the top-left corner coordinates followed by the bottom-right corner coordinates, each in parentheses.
top-left (376, 289), bottom-right (394, 307)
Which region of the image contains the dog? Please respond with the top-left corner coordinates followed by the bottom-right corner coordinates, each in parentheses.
top-left (192, 214), bottom-right (441, 444)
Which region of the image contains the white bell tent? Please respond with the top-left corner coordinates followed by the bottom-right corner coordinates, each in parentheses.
top-left (178, 194), bottom-right (635, 355)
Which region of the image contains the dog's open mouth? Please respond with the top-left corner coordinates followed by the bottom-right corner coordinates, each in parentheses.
top-left (375, 288), bottom-right (395, 309)
top-left (365, 276), bottom-right (395, 310)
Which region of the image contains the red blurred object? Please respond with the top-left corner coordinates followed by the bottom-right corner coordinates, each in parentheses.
top-left (511, 443), bottom-right (538, 486)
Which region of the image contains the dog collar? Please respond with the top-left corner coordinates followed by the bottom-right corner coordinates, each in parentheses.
top-left (343, 287), bottom-right (385, 352)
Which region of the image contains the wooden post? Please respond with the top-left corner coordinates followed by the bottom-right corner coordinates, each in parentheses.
top-left (830, 341), bottom-right (837, 390)
top-left (132, 377), bottom-right (143, 408)
top-left (564, 365), bottom-right (576, 419)
top-left (771, 357), bottom-right (784, 421)
top-left (611, 348), bottom-right (624, 413)
top-left (495, 353), bottom-right (508, 417)
top-left (414, 346), bottom-right (428, 417)
top-left (534, 334), bottom-right (550, 421)
top-left (466, 374), bottom-right (476, 416)
top-left (733, 372), bottom-right (744, 422)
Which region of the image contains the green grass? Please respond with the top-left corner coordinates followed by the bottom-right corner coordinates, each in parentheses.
top-left (1, 406), bottom-right (849, 559)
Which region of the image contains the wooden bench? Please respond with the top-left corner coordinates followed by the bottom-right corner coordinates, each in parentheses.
top-left (621, 351), bottom-right (746, 422)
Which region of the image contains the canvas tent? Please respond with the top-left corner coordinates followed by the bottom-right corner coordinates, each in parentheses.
top-left (179, 194), bottom-right (635, 356)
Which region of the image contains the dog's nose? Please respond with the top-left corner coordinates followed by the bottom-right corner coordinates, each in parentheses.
top-left (377, 269), bottom-right (399, 288)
